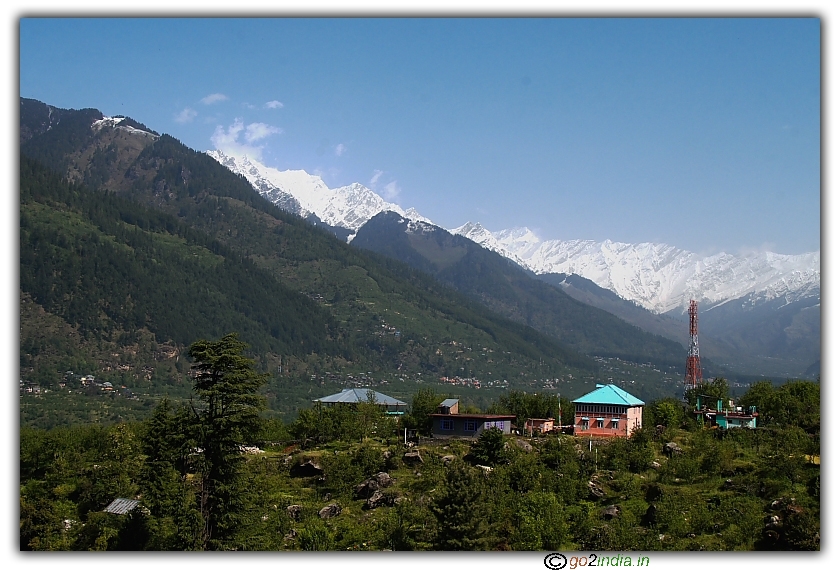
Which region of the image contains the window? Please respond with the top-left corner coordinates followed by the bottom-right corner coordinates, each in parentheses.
top-left (581, 417), bottom-right (589, 430)
top-left (596, 418), bottom-right (604, 428)
top-left (611, 418), bottom-right (619, 429)
top-left (464, 420), bottom-right (477, 432)
top-left (441, 419), bottom-right (454, 431)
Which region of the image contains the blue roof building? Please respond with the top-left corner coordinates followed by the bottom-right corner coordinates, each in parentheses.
top-left (313, 388), bottom-right (408, 415)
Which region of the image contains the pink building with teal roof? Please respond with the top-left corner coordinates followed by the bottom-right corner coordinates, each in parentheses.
top-left (573, 384), bottom-right (645, 438)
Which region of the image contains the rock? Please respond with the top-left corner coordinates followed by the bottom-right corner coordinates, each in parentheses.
top-left (382, 450), bottom-right (392, 461)
top-left (512, 439), bottom-right (533, 453)
top-left (602, 505), bottom-right (621, 520)
top-left (318, 503), bottom-right (342, 519)
top-left (477, 465), bottom-right (494, 474)
top-left (588, 480), bottom-right (605, 499)
top-left (290, 459), bottom-right (324, 478)
top-left (286, 505), bottom-right (302, 521)
top-left (284, 529), bottom-right (297, 541)
top-left (365, 490), bottom-right (385, 509)
top-left (364, 490), bottom-right (399, 510)
top-left (663, 442), bottom-right (683, 457)
top-left (403, 451), bottom-right (423, 465)
top-left (441, 454), bottom-right (456, 466)
top-left (765, 515), bottom-right (781, 528)
top-left (354, 472), bottom-right (394, 499)
top-left (372, 471), bottom-right (393, 488)
top-left (650, 461), bottom-right (661, 470)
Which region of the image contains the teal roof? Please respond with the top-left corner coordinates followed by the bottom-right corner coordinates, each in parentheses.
top-left (573, 384), bottom-right (645, 406)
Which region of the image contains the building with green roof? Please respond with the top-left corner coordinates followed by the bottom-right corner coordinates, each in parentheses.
top-left (572, 384), bottom-right (645, 438)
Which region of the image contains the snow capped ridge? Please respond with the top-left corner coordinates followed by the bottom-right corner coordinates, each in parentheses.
top-left (207, 150), bottom-right (430, 234)
top-left (92, 116), bottom-right (158, 139)
top-left (456, 226), bottom-right (820, 315)
top-left (451, 222), bottom-right (528, 266)
top-left (208, 148), bottom-right (818, 317)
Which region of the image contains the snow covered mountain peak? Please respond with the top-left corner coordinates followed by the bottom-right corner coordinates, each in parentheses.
top-left (473, 230), bottom-right (820, 314)
top-left (92, 116), bottom-right (158, 139)
top-left (207, 150), bottom-right (429, 235)
top-left (209, 148), bottom-right (818, 317)
top-left (451, 222), bottom-right (527, 266)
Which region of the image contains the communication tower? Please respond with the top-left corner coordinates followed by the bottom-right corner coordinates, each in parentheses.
top-left (684, 299), bottom-right (702, 390)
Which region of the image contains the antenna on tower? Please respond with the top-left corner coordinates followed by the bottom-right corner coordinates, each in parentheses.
top-left (684, 299), bottom-right (702, 390)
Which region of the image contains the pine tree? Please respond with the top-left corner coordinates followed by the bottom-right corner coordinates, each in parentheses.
top-left (186, 333), bottom-right (267, 550)
top-left (431, 461), bottom-right (492, 550)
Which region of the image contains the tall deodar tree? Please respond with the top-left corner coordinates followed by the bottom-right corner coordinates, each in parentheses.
top-left (187, 333), bottom-right (267, 550)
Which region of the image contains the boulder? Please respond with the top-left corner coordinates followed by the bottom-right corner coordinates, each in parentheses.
top-left (511, 439), bottom-right (533, 453)
top-left (354, 472), bottom-right (394, 499)
top-left (441, 454), bottom-right (456, 466)
top-left (588, 480), bottom-right (605, 499)
top-left (318, 503), bottom-right (342, 520)
top-left (602, 505), bottom-right (621, 520)
top-left (403, 451), bottom-right (424, 465)
top-left (364, 490), bottom-right (399, 510)
top-left (477, 465), bottom-right (494, 474)
top-left (663, 442), bottom-right (683, 457)
top-left (286, 504), bottom-right (302, 521)
top-left (650, 461), bottom-right (661, 470)
top-left (290, 459), bottom-right (324, 478)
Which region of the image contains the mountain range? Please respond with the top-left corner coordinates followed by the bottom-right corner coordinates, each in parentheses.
top-left (209, 150), bottom-right (820, 378)
top-left (25, 96), bottom-right (724, 426)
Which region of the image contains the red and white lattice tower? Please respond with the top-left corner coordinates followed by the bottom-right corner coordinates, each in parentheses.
top-left (684, 299), bottom-right (702, 390)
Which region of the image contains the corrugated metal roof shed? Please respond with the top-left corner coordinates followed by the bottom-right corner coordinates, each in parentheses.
top-left (313, 388), bottom-right (407, 406)
top-left (103, 498), bottom-right (140, 515)
top-left (439, 398), bottom-right (460, 408)
top-left (573, 384), bottom-right (645, 406)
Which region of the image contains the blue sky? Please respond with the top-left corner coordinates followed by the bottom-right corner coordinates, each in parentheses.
top-left (19, 17), bottom-right (820, 255)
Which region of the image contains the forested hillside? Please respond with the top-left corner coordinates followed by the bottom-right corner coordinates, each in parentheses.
top-left (352, 212), bottom-right (689, 367)
top-left (22, 98), bottom-right (656, 427)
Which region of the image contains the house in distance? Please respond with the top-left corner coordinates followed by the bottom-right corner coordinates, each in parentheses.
top-left (312, 388), bottom-right (408, 415)
top-left (430, 398), bottom-right (516, 439)
top-left (572, 384), bottom-right (644, 438)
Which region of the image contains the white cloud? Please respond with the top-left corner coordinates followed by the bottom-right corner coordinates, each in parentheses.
top-left (245, 122), bottom-right (282, 143)
top-left (335, 143), bottom-right (347, 157)
top-left (201, 93), bottom-right (228, 105)
top-left (265, 100), bottom-right (284, 109)
top-left (382, 181), bottom-right (401, 201)
top-left (370, 170), bottom-right (384, 187)
top-left (211, 118), bottom-right (282, 161)
top-left (174, 107), bottom-right (197, 124)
